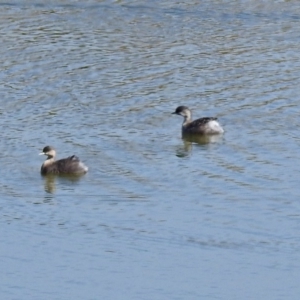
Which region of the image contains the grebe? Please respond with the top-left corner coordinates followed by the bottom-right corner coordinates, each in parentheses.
top-left (39, 146), bottom-right (88, 175)
top-left (172, 106), bottom-right (224, 135)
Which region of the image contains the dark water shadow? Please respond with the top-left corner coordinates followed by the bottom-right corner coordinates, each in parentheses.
top-left (182, 133), bottom-right (223, 145)
top-left (176, 133), bottom-right (223, 157)
top-left (42, 174), bottom-right (85, 194)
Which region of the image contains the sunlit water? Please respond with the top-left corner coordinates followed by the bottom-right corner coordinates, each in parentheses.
top-left (1, 1), bottom-right (300, 299)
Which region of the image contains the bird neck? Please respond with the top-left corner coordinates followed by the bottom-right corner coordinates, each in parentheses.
top-left (182, 112), bottom-right (192, 126)
top-left (44, 157), bottom-right (55, 166)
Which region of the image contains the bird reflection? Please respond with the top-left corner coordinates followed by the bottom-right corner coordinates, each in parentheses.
top-left (44, 175), bottom-right (56, 194)
top-left (176, 133), bottom-right (223, 157)
top-left (183, 133), bottom-right (223, 145)
top-left (43, 173), bottom-right (84, 194)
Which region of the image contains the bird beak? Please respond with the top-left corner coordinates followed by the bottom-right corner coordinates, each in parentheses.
top-left (172, 112), bottom-right (176, 114)
top-left (39, 152), bottom-right (45, 155)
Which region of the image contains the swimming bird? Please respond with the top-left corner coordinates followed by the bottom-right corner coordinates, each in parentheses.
top-left (39, 146), bottom-right (88, 175)
top-left (172, 106), bottom-right (224, 135)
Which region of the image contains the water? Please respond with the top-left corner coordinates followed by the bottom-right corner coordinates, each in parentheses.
top-left (1, 1), bottom-right (300, 299)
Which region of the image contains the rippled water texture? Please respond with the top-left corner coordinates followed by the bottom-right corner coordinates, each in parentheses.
top-left (1, 1), bottom-right (300, 299)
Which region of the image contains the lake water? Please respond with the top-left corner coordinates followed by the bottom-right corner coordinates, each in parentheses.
top-left (1, 1), bottom-right (300, 299)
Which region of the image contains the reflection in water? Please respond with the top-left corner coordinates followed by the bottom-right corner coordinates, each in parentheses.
top-left (176, 134), bottom-right (223, 157)
top-left (43, 175), bottom-right (56, 194)
top-left (182, 133), bottom-right (223, 145)
top-left (42, 174), bottom-right (84, 194)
